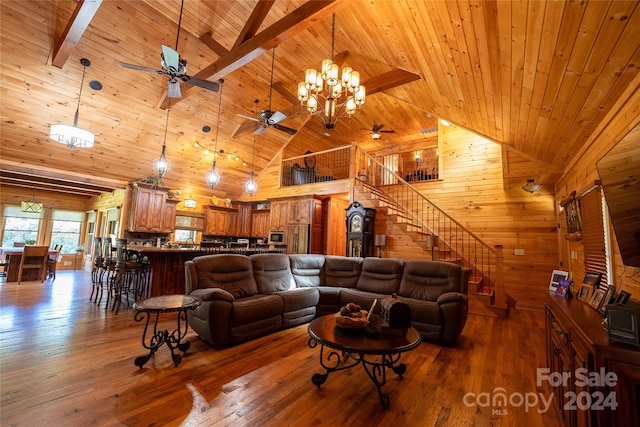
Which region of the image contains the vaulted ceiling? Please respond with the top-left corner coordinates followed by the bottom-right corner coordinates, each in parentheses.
top-left (1, 0), bottom-right (639, 199)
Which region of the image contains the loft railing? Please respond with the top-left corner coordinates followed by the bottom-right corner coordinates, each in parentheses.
top-left (355, 147), bottom-right (505, 306)
top-left (281, 146), bottom-right (351, 187)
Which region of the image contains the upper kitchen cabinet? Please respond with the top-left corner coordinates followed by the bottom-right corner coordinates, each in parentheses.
top-left (128, 184), bottom-right (178, 233)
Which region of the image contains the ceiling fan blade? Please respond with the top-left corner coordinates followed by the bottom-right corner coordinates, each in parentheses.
top-left (380, 130), bottom-right (395, 133)
top-left (167, 79), bottom-right (181, 98)
top-left (161, 45), bottom-right (180, 72)
top-left (272, 123), bottom-right (298, 135)
top-left (119, 62), bottom-right (164, 75)
top-left (268, 111), bottom-right (286, 125)
top-left (179, 75), bottom-right (219, 92)
top-left (236, 113), bottom-right (262, 122)
top-left (254, 125), bottom-right (268, 135)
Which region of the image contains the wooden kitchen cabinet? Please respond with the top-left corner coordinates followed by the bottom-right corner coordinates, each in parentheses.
top-left (544, 292), bottom-right (640, 426)
top-left (128, 184), bottom-right (177, 233)
top-left (237, 203), bottom-right (252, 237)
top-left (204, 206), bottom-right (237, 236)
top-left (270, 200), bottom-right (288, 230)
top-left (251, 210), bottom-right (270, 238)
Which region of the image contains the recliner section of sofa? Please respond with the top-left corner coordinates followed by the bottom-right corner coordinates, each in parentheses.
top-left (185, 253), bottom-right (469, 348)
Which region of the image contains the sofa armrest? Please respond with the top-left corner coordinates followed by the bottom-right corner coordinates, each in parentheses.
top-left (189, 287), bottom-right (235, 303)
top-left (436, 292), bottom-right (468, 346)
top-left (437, 292), bottom-right (467, 305)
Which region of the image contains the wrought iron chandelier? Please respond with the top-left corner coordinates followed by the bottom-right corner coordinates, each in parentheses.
top-left (297, 14), bottom-right (365, 130)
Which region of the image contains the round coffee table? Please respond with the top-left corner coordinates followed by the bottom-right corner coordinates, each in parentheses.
top-left (132, 294), bottom-right (202, 368)
top-left (307, 314), bottom-right (421, 408)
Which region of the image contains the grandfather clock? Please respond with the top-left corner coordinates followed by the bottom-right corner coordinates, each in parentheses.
top-left (346, 201), bottom-right (375, 257)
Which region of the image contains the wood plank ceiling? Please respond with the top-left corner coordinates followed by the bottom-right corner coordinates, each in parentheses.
top-left (1, 0), bottom-right (639, 199)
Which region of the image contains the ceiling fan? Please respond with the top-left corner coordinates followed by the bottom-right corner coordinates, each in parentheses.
top-left (367, 124), bottom-right (395, 140)
top-left (118, 0), bottom-right (219, 98)
top-left (236, 47), bottom-right (297, 136)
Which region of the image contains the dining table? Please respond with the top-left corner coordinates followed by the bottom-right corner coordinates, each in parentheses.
top-left (0, 246), bottom-right (61, 282)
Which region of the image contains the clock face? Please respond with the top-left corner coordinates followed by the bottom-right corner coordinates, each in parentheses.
top-left (350, 214), bottom-right (363, 233)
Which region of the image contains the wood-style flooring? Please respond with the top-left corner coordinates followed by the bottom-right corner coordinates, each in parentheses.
top-left (0, 271), bottom-right (562, 426)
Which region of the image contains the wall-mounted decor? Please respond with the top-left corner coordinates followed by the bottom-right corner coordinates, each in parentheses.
top-left (563, 192), bottom-right (582, 234)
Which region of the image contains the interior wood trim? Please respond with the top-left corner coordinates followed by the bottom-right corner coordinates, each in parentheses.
top-left (232, 0), bottom-right (276, 49)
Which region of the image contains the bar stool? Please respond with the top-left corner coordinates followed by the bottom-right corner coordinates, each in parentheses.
top-left (111, 239), bottom-right (150, 314)
top-left (99, 238), bottom-right (117, 308)
top-left (90, 237), bottom-right (103, 302)
top-left (47, 244), bottom-right (62, 280)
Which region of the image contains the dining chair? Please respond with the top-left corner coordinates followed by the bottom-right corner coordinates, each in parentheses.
top-left (17, 245), bottom-right (49, 284)
top-left (0, 254), bottom-right (8, 278)
top-left (47, 244), bottom-right (62, 280)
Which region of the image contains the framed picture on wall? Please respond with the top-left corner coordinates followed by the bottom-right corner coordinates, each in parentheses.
top-left (615, 291), bottom-right (631, 304)
top-left (549, 270), bottom-right (570, 292)
top-left (564, 197), bottom-right (582, 234)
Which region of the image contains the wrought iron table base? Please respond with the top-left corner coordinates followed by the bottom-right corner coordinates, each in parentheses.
top-left (134, 309), bottom-right (191, 368)
top-left (308, 338), bottom-right (406, 409)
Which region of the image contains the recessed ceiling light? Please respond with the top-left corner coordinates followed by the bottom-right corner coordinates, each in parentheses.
top-left (202, 125), bottom-right (211, 132)
top-left (89, 80), bottom-right (102, 90)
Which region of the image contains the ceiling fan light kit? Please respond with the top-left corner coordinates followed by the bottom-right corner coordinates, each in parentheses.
top-left (49, 58), bottom-right (95, 148)
top-left (297, 14), bottom-right (365, 130)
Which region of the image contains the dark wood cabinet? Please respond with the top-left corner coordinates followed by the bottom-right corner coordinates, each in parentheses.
top-left (251, 210), bottom-right (270, 238)
top-left (345, 201), bottom-right (375, 257)
top-left (128, 184), bottom-right (177, 233)
top-left (237, 203), bottom-right (252, 237)
top-left (270, 196), bottom-right (324, 254)
top-left (544, 292), bottom-right (640, 426)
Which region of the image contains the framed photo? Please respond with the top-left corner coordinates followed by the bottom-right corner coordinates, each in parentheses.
top-left (598, 286), bottom-right (616, 315)
top-left (555, 279), bottom-right (572, 297)
top-left (582, 271), bottom-right (602, 289)
top-left (589, 288), bottom-right (606, 309)
top-left (577, 284), bottom-right (594, 303)
top-left (615, 290), bottom-right (631, 305)
top-left (549, 270), bottom-right (570, 292)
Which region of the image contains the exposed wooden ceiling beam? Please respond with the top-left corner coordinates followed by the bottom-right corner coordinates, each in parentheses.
top-left (159, 0), bottom-right (347, 109)
top-left (51, 0), bottom-right (103, 69)
top-left (199, 32), bottom-right (229, 58)
top-left (232, 0), bottom-right (276, 49)
top-left (363, 69), bottom-right (422, 95)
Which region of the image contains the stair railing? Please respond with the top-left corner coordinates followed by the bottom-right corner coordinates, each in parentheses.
top-left (355, 148), bottom-right (505, 307)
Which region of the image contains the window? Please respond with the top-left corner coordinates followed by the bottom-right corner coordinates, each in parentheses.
top-left (2, 205), bottom-right (43, 246)
top-left (50, 210), bottom-right (86, 255)
top-left (174, 229), bottom-right (197, 243)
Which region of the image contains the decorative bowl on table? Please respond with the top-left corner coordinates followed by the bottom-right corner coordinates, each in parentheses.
top-left (334, 303), bottom-right (369, 329)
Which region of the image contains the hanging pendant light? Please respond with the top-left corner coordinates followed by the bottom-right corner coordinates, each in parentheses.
top-left (49, 58), bottom-right (95, 148)
top-left (245, 101), bottom-right (258, 196)
top-left (206, 79), bottom-right (224, 188)
top-left (297, 14), bottom-right (365, 130)
top-left (153, 104), bottom-right (171, 178)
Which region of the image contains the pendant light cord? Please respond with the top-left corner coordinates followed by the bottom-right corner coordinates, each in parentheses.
top-left (267, 46), bottom-right (276, 111)
top-left (213, 79), bottom-right (223, 160)
top-left (330, 13), bottom-right (335, 61)
top-left (162, 100), bottom-right (172, 148)
top-left (73, 63), bottom-right (88, 127)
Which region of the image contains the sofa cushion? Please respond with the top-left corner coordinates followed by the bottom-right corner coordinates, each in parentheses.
top-left (230, 294), bottom-right (283, 327)
top-left (324, 256), bottom-right (362, 288)
top-left (397, 297), bottom-right (442, 325)
top-left (192, 254), bottom-right (257, 299)
top-left (399, 260), bottom-right (464, 302)
top-left (251, 253), bottom-right (294, 293)
top-left (339, 288), bottom-right (387, 313)
top-left (356, 257), bottom-right (404, 294)
top-left (289, 254), bottom-right (326, 287)
top-left (276, 287), bottom-right (320, 312)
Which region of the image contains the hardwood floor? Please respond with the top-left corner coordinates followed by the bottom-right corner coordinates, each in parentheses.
top-left (0, 271), bottom-right (563, 426)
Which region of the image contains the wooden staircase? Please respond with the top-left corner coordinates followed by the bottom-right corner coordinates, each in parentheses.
top-left (353, 150), bottom-right (508, 317)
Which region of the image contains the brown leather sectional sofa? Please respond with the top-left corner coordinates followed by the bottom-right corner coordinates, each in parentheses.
top-left (184, 253), bottom-right (470, 348)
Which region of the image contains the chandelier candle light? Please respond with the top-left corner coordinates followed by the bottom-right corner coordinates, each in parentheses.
top-left (297, 14), bottom-right (365, 130)
top-left (206, 79), bottom-right (225, 188)
top-left (49, 58), bottom-right (95, 148)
